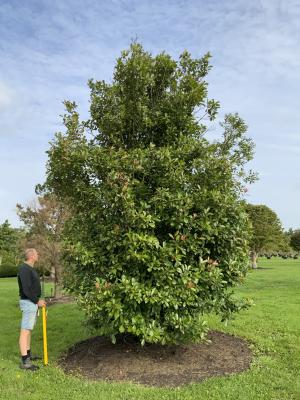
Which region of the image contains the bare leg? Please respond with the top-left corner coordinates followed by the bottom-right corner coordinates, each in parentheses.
top-left (27, 331), bottom-right (31, 352)
top-left (19, 329), bottom-right (31, 356)
top-left (19, 329), bottom-right (39, 370)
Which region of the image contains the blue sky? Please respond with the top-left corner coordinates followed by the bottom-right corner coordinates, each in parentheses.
top-left (0, 0), bottom-right (299, 229)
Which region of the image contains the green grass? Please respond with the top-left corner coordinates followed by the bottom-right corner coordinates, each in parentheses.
top-left (0, 258), bottom-right (299, 400)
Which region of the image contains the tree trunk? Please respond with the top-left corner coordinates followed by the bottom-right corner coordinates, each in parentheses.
top-left (250, 251), bottom-right (258, 269)
top-left (53, 264), bottom-right (63, 298)
top-left (54, 282), bottom-right (63, 298)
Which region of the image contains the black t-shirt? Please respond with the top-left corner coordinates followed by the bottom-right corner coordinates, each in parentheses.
top-left (17, 263), bottom-right (41, 304)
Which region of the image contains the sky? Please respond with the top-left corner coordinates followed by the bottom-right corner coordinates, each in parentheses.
top-left (0, 0), bottom-right (299, 230)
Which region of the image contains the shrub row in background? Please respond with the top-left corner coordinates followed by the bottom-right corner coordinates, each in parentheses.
top-left (262, 253), bottom-right (299, 259)
top-left (0, 265), bottom-right (18, 278)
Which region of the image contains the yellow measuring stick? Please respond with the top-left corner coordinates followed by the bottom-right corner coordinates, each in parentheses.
top-left (42, 305), bottom-right (48, 365)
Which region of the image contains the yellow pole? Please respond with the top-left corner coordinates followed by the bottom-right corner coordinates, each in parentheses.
top-left (42, 306), bottom-right (48, 365)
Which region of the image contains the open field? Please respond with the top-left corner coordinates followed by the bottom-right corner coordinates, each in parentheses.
top-left (0, 258), bottom-right (299, 400)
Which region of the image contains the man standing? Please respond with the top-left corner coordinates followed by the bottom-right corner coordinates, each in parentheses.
top-left (18, 248), bottom-right (46, 371)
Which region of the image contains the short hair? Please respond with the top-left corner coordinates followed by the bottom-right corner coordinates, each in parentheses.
top-left (25, 248), bottom-right (37, 260)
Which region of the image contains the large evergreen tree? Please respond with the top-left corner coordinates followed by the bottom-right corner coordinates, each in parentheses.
top-left (42, 43), bottom-right (255, 344)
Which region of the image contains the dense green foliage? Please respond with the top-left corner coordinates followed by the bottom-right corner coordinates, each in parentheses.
top-left (0, 265), bottom-right (18, 277)
top-left (0, 220), bottom-right (24, 265)
top-left (290, 229), bottom-right (300, 251)
top-left (42, 43), bottom-right (255, 344)
top-left (1, 258), bottom-right (300, 399)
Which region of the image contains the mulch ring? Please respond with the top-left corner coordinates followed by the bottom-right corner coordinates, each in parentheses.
top-left (59, 331), bottom-right (253, 387)
top-left (45, 295), bottom-right (74, 306)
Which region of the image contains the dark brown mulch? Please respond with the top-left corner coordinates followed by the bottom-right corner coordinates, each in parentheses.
top-left (45, 295), bottom-right (74, 306)
top-left (59, 331), bottom-right (253, 387)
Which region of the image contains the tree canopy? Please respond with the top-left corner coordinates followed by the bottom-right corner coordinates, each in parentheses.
top-left (290, 230), bottom-right (300, 252)
top-left (42, 42), bottom-right (255, 344)
top-left (0, 220), bottom-right (23, 265)
top-left (246, 204), bottom-right (286, 267)
top-left (17, 195), bottom-right (70, 297)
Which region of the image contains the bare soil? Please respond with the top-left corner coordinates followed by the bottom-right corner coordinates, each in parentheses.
top-left (60, 331), bottom-right (253, 387)
top-left (45, 295), bottom-right (74, 306)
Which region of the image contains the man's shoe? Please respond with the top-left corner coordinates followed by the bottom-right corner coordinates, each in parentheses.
top-left (20, 358), bottom-right (40, 371)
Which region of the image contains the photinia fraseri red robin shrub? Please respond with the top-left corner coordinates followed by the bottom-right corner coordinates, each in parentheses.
top-left (40, 42), bottom-right (256, 345)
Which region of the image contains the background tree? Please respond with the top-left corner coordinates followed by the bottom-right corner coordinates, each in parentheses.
top-left (283, 228), bottom-right (294, 254)
top-left (290, 230), bottom-right (300, 252)
top-left (42, 42), bottom-right (255, 345)
top-left (16, 194), bottom-right (70, 297)
top-left (246, 204), bottom-right (285, 268)
top-left (0, 220), bottom-right (24, 266)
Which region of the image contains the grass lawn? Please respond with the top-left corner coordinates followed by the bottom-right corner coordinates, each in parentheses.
top-left (0, 258), bottom-right (299, 400)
